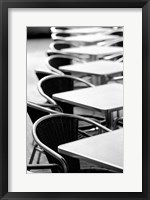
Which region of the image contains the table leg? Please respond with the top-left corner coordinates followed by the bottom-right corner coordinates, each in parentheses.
top-left (105, 110), bottom-right (112, 129)
top-left (91, 75), bottom-right (108, 85)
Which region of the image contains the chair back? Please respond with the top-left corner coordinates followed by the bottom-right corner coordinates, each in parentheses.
top-left (47, 55), bottom-right (81, 70)
top-left (33, 113), bottom-right (111, 172)
top-left (51, 32), bottom-right (74, 40)
top-left (38, 74), bottom-right (94, 99)
top-left (33, 114), bottom-right (81, 172)
top-left (35, 70), bottom-right (58, 80)
top-left (51, 27), bottom-right (69, 33)
top-left (39, 75), bottom-right (73, 98)
top-left (50, 41), bottom-right (75, 51)
top-left (27, 102), bottom-right (57, 123)
top-left (38, 75), bottom-right (94, 113)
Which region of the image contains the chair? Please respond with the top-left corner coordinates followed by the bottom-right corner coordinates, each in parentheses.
top-left (27, 163), bottom-right (62, 173)
top-left (49, 41), bottom-right (78, 51)
top-left (101, 52), bottom-right (123, 62)
top-left (97, 37), bottom-right (123, 47)
top-left (38, 74), bottom-right (105, 125)
top-left (49, 40), bottom-right (90, 62)
top-left (116, 57), bottom-right (123, 62)
top-left (38, 74), bottom-right (94, 112)
top-left (50, 26), bottom-right (76, 33)
top-left (51, 32), bottom-right (74, 40)
top-left (35, 69), bottom-right (58, 80)
top-left (33, 113), bottom-right (112, 173)
top-left (108, 76), bottom-right (123, 84)
top-left (27, 101), bottom-right (62, 164)
top-left (46, 54), bottom-right (83, 75)
top-left (109, 30), bottom-right (123, 37)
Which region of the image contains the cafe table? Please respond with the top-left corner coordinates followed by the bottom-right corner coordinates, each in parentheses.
top-left (59, 60), bottom-right (123, 85)
top-left (57, 27), bottom-right (112, 34)
top-left (58, 129), bottom-right (123, 173)
top-left (61, 45), bottom-right (123, 60)
top-left (64, 33), bottom-right (119, 43)
top-left (53, 83), bottom-right (123, 128)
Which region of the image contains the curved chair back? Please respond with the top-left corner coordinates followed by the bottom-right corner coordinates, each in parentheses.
top-left (116, 57), bottom-right (123, 63)
top-left (109, 30), bottom-right (123, 37)
top-left (33, 113), bottom-right (111, 172)
top-left (97, 37), bottom-right (123, 47)
top-left (51, 32), bottom-right (73, 40)
top-left (27, 101), bottom-right (58, 123)
top-left (35, 69), bottom-right (58, 80)
top-left (38, 74), bottom-right (94, 110)
top-left (47, 54), bottom-right (82, 70)
top-left (102, 52), bottom-right (123, 62)
top-left (50, 26), bottom-right (75, 33)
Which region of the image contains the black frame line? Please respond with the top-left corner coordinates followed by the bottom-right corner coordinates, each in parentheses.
top-left (0, 0), bottom-right (149, 199)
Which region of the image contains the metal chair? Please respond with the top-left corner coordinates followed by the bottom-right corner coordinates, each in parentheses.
top-left (27, 101), bottom-right (62, 164)
top-left (101, 52), bottom-right (123, 62)
top-left (51, 32), bottom-right (74, 40)
top-left (49, 40), bottom-right (78, 51)
top-left (38, 74), bottom-right (105, 125)
top-left (38, 74), bottom-right (94, 112)
top-left (33, 113), bottom-right (111, 173)
top-left (108, 76), bottom-right (123, 84)
top-left (35, 69), bottom-right (58, 80)
top-left (97, 37), bottom-right (123, 47)
top-left (46, 54), bottom-right (83, 75)
top-left (50, 26), bottom-right (76, 33)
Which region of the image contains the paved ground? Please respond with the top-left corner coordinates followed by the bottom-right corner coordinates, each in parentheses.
top-left (27, 38), bottom-right (51, 164)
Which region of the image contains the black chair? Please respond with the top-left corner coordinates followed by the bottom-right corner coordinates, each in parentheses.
top-left (38, 74), bottom-right (95, 113)
top-left (101, 52), bottom-right (123, 62)
top-left (38, 74), bottom-right (105, 126)
top-left (27, 101), bottom-right (62, 164)
top-left (109, 30), bottom-right (123, 37)
top-left (50, 26), bottom-right (76, 33)
top-left (49, 41), bottom-right (78, 51)
top-left (33, 113), bottom-right (112, 173)
top-left (35, 69), bottom-right (58, 80)
top-left (51, 32), bottom-right (73, 40)
top-left (97, 37), bottom-right (123, 47)
top-left (46, 54), bottom-right (82, 75)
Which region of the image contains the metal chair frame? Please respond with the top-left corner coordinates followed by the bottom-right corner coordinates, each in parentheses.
top-left (33, 113), bottom-right (111, 173)
top-left (38, 74), bottom-right (95, 105)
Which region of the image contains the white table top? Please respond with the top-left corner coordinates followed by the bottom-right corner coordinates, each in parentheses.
top-left (58, 129), bottom-right (123, 172)
top-left (61, 45), bottom-right (123, 56)
top-left (60, 27), bottom-right (112, 34)
top-left (64, 33), bottom-right (119, 43)
top-left (53, 83), bottom-right (123, 112)
top-left (59, 60), bottom-right (123, 76)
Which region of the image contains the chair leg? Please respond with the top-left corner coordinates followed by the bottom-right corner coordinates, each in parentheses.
top-left (37, 151), bottom-right (42, 164)
top-left (29, 144), bottom-right (37, 164)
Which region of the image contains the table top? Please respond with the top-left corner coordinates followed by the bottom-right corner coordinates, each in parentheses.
top-left (58, 129), bottom-right (123, 172)
top-left (59, 60), bottom-right (123, 76)
top-left (64, 33), bottom-right (119, 43)
top-left (60, 27), bottom-right (112, 34)
top-left (61, 45), bottom-right (123, 56)
top-left (53, 83), bottom-right (123, 112)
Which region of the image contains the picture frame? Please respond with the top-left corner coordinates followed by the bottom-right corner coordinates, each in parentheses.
top-left (0, 0), bottom-right (149, 199)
